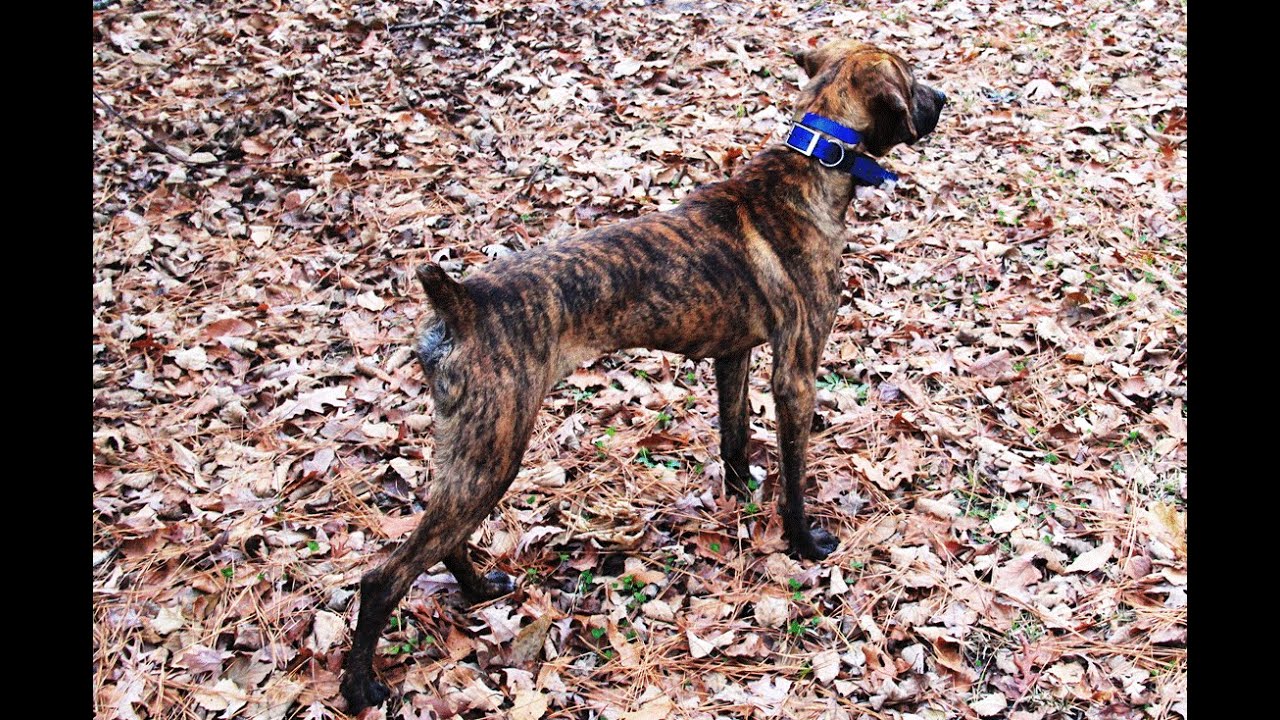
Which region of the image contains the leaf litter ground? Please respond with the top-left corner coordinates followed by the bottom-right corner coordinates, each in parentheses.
top-left (93, 1), bottom-right (1186, 718)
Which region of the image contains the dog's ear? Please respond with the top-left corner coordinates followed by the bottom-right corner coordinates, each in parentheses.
top-left (864, 77), bottom-right (918, 155)
top-left (416, 264), bottom-right (473, 330)
top-left (790, 47), bottom-right (822, 77)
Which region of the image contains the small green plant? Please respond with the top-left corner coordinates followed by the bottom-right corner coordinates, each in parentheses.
top-left (590, 626), bottom-right (606, 640)
top-left (747, 477), bottom-right (760, 492)
top-left (1043, 453), bottom-right (1060, 465)
top-left (1010, 612), bottom-right (1045, 642)
top-left (745, 501), bottom-right (760, 515)
top-left (384, 630), bottom-right (431, 655)
top-left (787, 578), bottom-right (803, 601)
top-left (221, 566), bottom-right (234, 578)
top-left (656, 410), bottom-right (672, 428)
top-left (709, 541), bottom-right (721, 554)
top-left (635, 448), bottom-right (661, 468)
top-left (578, 569), bottom-right (595, 593)
top-left (613, 574), bottom-right (648, 609)
top-left (817, 372), bottom-right (850, 390)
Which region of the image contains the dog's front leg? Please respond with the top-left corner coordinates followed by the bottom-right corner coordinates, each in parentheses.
top-left (771, 329), bottom-right (839, 560)
top-left (714, 350), bottom-right (753, 497)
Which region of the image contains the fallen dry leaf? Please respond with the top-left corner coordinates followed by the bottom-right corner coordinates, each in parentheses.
top-left (970, 692), bottom-right (1008, 717)
top-left (1065, 542), bottom-right (1115, 574)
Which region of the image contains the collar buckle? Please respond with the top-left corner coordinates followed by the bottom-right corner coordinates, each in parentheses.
top-left (788, 124), bottom-right (821, 157)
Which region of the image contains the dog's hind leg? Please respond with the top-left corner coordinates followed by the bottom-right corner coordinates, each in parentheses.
top-left (340, 407), bottom-right (536, 713)
top-left (445, 545), bottom-right (515, 602)
top-left (715, 350), bottom-right (753, 497)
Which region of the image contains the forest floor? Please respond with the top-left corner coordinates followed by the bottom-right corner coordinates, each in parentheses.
top-left (93, 1), bottom-right (1187, 718)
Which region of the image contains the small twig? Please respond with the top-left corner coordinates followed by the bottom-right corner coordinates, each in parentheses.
top-left (93, 89), bottom-right (194, 165)
top-left (93, 89), bottom-right (323, 168)
top-left (389, 18), bottom-right (489, 31)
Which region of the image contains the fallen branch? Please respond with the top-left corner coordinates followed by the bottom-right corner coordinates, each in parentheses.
top-left (92, 89), bottom-right (322, 168)
top-left (389, 18), bottom-right (489, 31)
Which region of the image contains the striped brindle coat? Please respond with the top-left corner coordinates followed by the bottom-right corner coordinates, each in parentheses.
top-left (342, 39), bottom-right (946, 712)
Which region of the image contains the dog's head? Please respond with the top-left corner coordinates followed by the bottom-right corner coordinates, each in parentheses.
top-left (791, 40), bottom-right (945, 157)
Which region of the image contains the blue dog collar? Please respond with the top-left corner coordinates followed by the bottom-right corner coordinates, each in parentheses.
top-left (785, 113), bottom-right (898, 186)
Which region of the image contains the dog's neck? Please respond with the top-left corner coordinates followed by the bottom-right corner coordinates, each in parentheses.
top-left (754, 146), bottom-right (861, 222)
top-left (797, 150), bottom-right (861, 215)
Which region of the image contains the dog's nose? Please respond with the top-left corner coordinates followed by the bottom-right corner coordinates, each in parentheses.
top-left (933, 88), bottom-right (946, 107)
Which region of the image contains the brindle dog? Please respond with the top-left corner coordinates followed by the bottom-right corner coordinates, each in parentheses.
top-left (342, 39), bottom-right (945, 712)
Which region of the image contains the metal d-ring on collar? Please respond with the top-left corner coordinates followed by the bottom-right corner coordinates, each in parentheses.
top-left (784, 112), bottom-right (898, 186)
top-left (818, 139), bottom-right (845, 168)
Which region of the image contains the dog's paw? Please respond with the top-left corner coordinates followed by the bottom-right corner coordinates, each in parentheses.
top-left (481, 570), bottom-right (516, 598)
top-left (793, 526), bottom-right (839, 561)
top-left (462, 570), bottom-right (516, 603)
top-left (341, 674), bottom-right (390, 714)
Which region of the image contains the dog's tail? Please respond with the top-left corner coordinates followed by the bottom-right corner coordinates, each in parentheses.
top-left (415, 264), bottom-right (473, 331)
